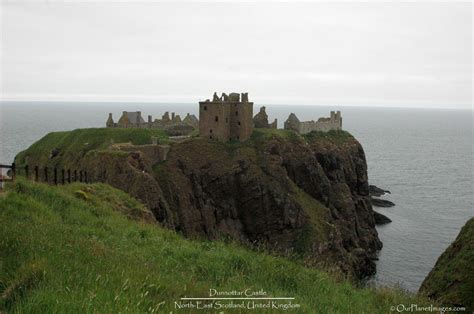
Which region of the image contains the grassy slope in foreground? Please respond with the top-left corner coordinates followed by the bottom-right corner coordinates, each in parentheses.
top-left (419, 218), bottom-right (474, 312)
top-left (0, 179), bottom-right (430, 312)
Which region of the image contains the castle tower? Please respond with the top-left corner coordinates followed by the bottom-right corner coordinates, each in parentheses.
top-left (106, 113), bottom-right (114, 128)
top-left (199, 92), bottom-right (254, 142)
top-left (136, 111), bottom-right (142, 128)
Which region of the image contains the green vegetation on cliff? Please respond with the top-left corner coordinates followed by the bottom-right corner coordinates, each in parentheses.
top-left (303, 130), bottom-right (354, 145)
top-left (419, 218), bottom-right (474, 311)
top-left (15, 128), bottom-right (168, 167)
top-left (0, 179), bottom-right (430, 312)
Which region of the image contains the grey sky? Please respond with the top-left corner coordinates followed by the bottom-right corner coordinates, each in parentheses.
top-left (1, 1), bottom-right (472, 108)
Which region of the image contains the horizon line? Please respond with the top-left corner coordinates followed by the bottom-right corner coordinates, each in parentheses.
top-left (1, 99), bottom-right (472, 111)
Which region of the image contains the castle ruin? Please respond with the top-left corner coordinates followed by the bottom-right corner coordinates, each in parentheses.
top-left (253, 106), bottom-right (277, 129)
top-left (284, 111), bottom-right (342, 134)
top-left (106, 111), bottom-right (199, 135)
top-left (199, 92), bottom-right (253, 142)
top-left (105, 94), bottom-right (342, 141)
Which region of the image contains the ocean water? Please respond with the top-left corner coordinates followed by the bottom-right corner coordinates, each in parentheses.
top-left (1, 101), bottom-right (472, 292)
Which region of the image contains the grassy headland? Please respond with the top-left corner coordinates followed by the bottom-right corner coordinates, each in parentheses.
top-left (14, 128), bottom-right (169, 168)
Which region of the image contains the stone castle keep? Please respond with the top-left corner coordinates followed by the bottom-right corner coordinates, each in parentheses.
top-left (106, 93), bottom-right (342, 141)
top-left (199, 92), bottom-right (254, 141)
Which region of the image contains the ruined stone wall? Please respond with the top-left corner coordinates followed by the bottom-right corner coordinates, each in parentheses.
top-left (253, 106), bottom-right (277, 129)
top-left (285, 111), bottom-right (342, 134)
top-left (107, 111), bottom-right (198, 132)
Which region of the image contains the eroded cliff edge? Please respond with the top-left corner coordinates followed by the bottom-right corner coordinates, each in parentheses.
top-left (15, 128), bottom-right (382, 279)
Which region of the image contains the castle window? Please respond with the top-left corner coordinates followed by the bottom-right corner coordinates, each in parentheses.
top-left (238, 121), bottom-right (241, 126)
top-left (204, 106), bottom-right (207, 111)
top-left (215, 116), bottom-right (218, 122)
top-left (210, 135), bottom-right (213, 139)
top-left (210, 129), bottom-right (213, 133)
top-left (235, 111), bottom-right (238, 116)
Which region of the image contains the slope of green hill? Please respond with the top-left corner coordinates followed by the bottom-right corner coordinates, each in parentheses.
top-left (419, 218), bottom-right (474, 312)
top-left (0, 179), bottom-right (430, 312)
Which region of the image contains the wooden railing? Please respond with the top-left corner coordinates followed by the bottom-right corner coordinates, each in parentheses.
top-left (1, 163), bottom-right (91, 185)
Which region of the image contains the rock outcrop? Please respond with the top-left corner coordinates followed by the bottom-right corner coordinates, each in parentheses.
top-left (15, 129), bottom-right (382, 279)
top-left (373, 211), bottom-right (392, 225)
top-left (371, 198), bottom-right (395, 208)
top-left (369, 185), bottom-right (390, 197)
top-left (419, 218), bottom-right (474, 312)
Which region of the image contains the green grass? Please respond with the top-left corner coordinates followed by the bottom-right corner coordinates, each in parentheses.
top-left (303, 130), bottom-right (354, 145)
top-left (14, 128), bottom-right (169, 168)
top-left (290, 183), bottom-right (332, 245)
top-left (0, 179), bottom-right (432, 312)
top-left (419, 218), bottom-right (474, 311)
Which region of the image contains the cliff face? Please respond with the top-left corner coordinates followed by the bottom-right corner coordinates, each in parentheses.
top-left (15, 129), bottom-right (381, 279)
top-left (156, 134), bottom-right (381, 277)
top-left (419, 218), bottom-right (474, 311)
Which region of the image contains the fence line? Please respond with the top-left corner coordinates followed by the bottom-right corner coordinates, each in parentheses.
top-left (0, 163), bottom-right (92, 185)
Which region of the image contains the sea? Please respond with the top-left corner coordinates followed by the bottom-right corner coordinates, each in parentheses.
top-left (1, 101), bottom-right (472, 292)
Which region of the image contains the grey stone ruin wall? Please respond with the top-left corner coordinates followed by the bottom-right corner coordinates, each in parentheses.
top-left (284, 111), bottom-right (342, 134)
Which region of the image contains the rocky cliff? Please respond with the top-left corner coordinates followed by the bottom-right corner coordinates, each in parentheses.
top-left (15, 128), bottom-right (382, 279)
top-left (419, 218), bottom-right (474, 311)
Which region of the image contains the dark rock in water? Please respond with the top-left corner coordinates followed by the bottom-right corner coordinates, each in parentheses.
top-left (371, 197), bottom-right (395, 208)
top-left (373, 211), bottom-right (392, 225)
top-left (369, 185), bottom-right (390, 197)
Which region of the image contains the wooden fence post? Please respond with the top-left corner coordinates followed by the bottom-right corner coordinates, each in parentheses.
top-left (79, 171), bottom-right (83, 183)
top-left (73, 170), bottom-right (77, 182)
top-left (84, 171), bottom-right (88, 184)
top-left (44, 167), bottom-right (48, 183)
top-left (54, 168), bottom-right (57, 185)
top-left (11, 163), bottom-right (16, 181)
top-left (61, 169), bottom-right (65, 184)
top-left (67, 169), bottom-right (71, 183)
top-left (35, 166), bottom-right (39, 182)
top-left (25, 165), bottom-right (29, 179)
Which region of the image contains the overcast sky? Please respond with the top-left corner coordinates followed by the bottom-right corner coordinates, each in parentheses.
top-left (1, 1), bottom-right (472, 108)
